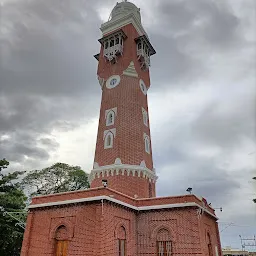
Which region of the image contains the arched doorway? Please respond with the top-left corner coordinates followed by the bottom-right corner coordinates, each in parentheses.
top-left (55, 225), bottom-right (68, 256)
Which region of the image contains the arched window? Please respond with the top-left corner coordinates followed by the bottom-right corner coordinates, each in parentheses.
top-left (104, 132), bottom-right (114, 149)
top-left (106, 110), bottom-right (115, 126)
top-left (55, 225), bottom-right (68, 256)
top-left (138, 42), bottom-right (142, 50)
top-left (105, 41), bottom-right (109, 49)
top-left (117, 226), bottom-right (126, 256)
top-left (157, 228), bottom-right (172, 256)
top-left (110, 38), bottom-right (114, 47)
top-left (142, 108), bottom-right (148, 126)
top-left (149, 182), bottom-right (153, 198)
top-left (207, 233), bottom-right (213, 256)
top-left (144, 135), bottom-right (150, 154)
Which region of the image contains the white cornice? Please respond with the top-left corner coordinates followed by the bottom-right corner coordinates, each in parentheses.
top-left (101, 12), bottom-right (147, 38)
top-left (89, 163), bottom-right (157, 183)
top-left (28, 195), bottom-right (217, 219)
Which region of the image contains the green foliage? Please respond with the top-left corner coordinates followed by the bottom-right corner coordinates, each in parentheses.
top-left (0, 159), bottom-right (27, 256)
top-left (21, 162), bottom-right (90, 197)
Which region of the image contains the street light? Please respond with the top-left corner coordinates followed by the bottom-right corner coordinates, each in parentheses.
top-left (186, 187), bottom-right (192, 194)
top-left (253, 177), bottom-right (256, 203)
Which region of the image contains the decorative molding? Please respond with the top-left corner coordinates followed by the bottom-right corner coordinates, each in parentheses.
top-left (101, 12), bottom-right (147, 39)
top-left (97, 76), bottom-right (105, 89)
top-left (28, 195), bottom-right (218, 220)
top-left (93, 162), bottom-right (99, 169)
top-left (123, 61), bottom-right (138, 78)
top-left (103, 128), bottom-right (116, 139)
top-left (89, 163), bottom-right (157, 183)
top-left (114, 158), bottom-right (122, 165)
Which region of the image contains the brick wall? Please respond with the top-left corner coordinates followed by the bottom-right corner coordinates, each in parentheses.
top-left (21, 196), bottom-right (221, 256)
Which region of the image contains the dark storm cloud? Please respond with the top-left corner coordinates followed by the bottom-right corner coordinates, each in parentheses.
top-left (148, 0), bottom-right (242, 88)
top-left (0, 0), bottom-right (105, 165)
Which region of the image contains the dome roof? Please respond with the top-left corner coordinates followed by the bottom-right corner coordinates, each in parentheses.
top-left (109, 1), bottom-right (141, 23)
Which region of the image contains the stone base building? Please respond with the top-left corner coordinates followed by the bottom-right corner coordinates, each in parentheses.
top-left (21, 1), bottom-right (222, 255)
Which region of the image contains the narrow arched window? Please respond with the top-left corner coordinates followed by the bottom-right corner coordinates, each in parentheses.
top-left (207, 233), bottom-right (213, 256)
top-left (142, 108), bottom-right (148, 127)
top-left (144, 135), bottom-right (150, 154)
top-left (149, 182), bottom-right (153, 198)
top-left (104, 132), bottom-right (113, 149)
top-left (157, 229), bottom-right (172, 256)
top-left (117, 226), bottom-right (126, 256)
top-left (106, 111), bottom-right (115, 126)
top-left (105, 41), bottom-right (109, 49)
top-left (138, 42), bottom-right (142, 50)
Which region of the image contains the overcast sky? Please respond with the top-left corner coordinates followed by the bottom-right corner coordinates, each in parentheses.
top-left (0, 0), bottom-right (255, 250)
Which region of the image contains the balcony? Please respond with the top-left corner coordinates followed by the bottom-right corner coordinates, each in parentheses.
top-left (137, 48), bottom-right (151, 70)
top-left (103, 44), bottom-right (123, 62)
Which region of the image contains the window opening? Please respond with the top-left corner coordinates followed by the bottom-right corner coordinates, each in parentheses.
top-left (145, 136), bottom-right (150, 154)
top-left (106, 134), bottom-right (111, 147)
top-left (118, 239), bottom-right (126, 256)
top-left (106, 111), bottom-right (115, 126)
top-left (157, 241), bottom-right (172, 256)
top-left (110, 39), bottom-right (114, 47)
top-left (207, 233), bottom-right (213, 256)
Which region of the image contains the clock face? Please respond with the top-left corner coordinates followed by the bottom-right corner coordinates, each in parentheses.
top-left (139, 79), bottom-right (147, 95)
top-left (106, 75), bottom-right (120, 89)
top-left (110, 78), bottom-right (117, 86)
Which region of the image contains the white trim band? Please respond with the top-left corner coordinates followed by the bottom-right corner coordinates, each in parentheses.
top-left (28, 195), bottom-right (217, 219)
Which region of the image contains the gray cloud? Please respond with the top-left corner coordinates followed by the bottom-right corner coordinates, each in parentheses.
top-left (148, 0), bottom-right (244, 89)
top-left (0, 0), bottom-right (104, 164)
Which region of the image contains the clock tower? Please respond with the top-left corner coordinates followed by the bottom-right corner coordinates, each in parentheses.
top-left (89, 1), bottom-right (157, 198)
top-left (21, 2), bottom-right (222, 256)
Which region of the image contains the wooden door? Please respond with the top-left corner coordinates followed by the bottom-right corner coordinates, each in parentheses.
top-left (56, 240), bottom-right (68, 256)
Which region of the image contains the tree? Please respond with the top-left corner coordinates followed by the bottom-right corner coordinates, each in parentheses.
top-left (21, 162), bottom-right (90, 197)
top-left (0, 158), bottom-right (27, 256)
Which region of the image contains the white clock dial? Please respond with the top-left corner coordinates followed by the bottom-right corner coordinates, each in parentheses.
top-left (106, 75), bottom-right (121, 89)
top-left (139, 79), bottom-right (147, 95)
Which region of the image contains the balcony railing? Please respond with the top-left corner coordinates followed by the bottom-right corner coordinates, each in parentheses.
top-left (103, 44), bottom-right (123, 62)
top-left (137, 48), bottom-right (150, 70)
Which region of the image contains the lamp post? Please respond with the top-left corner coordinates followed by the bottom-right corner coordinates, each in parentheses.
top-left (253, 177), bottom-right (256, 203)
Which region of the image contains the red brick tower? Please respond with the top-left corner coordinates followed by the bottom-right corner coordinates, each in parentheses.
top-left (21, 2), bottom-right (223, 256)
top-left (89, 1), bottom-right (157, 198)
